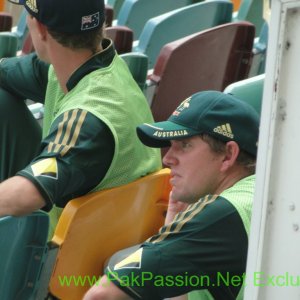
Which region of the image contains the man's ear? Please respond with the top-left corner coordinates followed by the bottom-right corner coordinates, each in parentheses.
top-left (34, 18), bottom-right (48, 41)
top-left (220, 141), bottom-right (240, 171)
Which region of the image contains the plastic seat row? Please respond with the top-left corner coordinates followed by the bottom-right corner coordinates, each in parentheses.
top-left (0, 168), bottom-right (171, 300)
top-left (105, 0), bottom-right (267, 79)
top-left (109, 0), bottom-right (264, 40)
top-left (114, 0), bottom-right (201, 39)
top-left (133, 0), bottom-right (233, 69)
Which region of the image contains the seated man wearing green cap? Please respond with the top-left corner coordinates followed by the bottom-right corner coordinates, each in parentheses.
top-left (0, 0), bottom-right (160, 238)
top-left (84, 90), bottom-right (260, 300)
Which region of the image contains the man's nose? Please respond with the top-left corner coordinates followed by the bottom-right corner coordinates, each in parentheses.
top-left (162, 147), bottom-right (177, 167)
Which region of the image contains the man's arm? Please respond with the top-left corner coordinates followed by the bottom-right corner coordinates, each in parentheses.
top-left (83, 275), bottom-right (133, 300)
top-left (0, 53), bottom-right (49, 102)
top-left (16, 110), bottom-right (115, 210)
top-left (0, 176), bottom-right (45, 216)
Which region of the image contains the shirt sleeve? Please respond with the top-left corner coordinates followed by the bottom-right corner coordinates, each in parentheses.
top-left (0, 53), bottom-right (49, 102)
top-left (17, 109), bottom-right (115, 210)
top-left (105, 196), bottom-right (247, 300)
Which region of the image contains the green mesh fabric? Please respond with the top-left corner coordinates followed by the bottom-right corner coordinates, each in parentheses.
top-left (220, 175), bottom-right (255, 236)
top-left (43, 55), bottom-right (161, 238)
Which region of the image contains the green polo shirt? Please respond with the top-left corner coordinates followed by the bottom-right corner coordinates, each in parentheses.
top-left (106, 175), bottom-right (255, 300)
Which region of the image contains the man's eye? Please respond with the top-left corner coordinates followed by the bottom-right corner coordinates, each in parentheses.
top-left (181, 141), bottom-right (191, 148)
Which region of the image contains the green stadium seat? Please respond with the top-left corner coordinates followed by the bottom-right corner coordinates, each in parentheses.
top-left (11, 9), bottom-right (28, 51)
top-left (0, 211), bottom-right (49, 300)
top-left (133, 0), bottom-right (233, 69)
top-left (248, 21), bottom-right (268, 77)
top-left (0, 32), bottom-right (18, 58)
top-left (116, 0), bottom-right (198, 39)
top-left (233, 0), bottom-right (265, 35)
top-left (106, 0), bottom-right (125, 19)
top-left (223, 73), bottom-right (265, 115)
top-left (120, 52), bottom-right (148, 90)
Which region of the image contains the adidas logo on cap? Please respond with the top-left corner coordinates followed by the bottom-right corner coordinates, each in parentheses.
top-left (213, 123), bottom-right (234, 139)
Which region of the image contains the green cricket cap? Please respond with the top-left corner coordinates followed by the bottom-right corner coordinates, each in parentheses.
top-left (8, 0), bottom-right (105, 34)
top-left (137, 91), bottom-right (260, 156)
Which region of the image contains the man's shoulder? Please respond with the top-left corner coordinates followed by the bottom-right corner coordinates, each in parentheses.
top-left (182, 195), bottom-right (239, 225)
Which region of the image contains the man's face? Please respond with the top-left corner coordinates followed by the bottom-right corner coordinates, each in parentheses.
top-left (163, 136), bottom-right (224, 203)
top-left (26, 15), bottom-right (49, 63)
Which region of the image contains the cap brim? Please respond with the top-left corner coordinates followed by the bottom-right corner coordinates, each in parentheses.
top-left (136, 121), bottom-right (199, 148)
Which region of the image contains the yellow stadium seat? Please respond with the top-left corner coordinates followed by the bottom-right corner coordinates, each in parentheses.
top-left (48, 168), bottom-right (171, 300)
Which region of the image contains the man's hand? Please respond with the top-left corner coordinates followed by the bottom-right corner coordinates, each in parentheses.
top-left (165, 192), bottom-right (190, 224)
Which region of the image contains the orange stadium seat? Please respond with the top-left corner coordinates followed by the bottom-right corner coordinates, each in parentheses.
top-left (232, 0), bottom-right (241, 11)
top-left (40, 168), bottom-right (171, 300)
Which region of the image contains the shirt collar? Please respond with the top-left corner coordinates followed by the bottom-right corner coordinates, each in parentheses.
top-left (66, 38), bottom-right (116, 91)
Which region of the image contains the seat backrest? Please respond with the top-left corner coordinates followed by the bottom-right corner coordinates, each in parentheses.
top-left (48, 168), bottom-right (171, 300)
top-left (134, 0), bottom-right (233, 69)
top-left (105, 4), bottom-right (114, 27)
top-left (233, 0), bottom-right (265, 34)
top-left (0, 32), bottom-right (18, 58)
top-left (0, 212), bottom-right (49, 300)
top-left (12, 8), bottom-right (28, 51)
top-left (149, 21), bottom-right (255, 122)
top-left (223, 73), bottom-right (265, 115)
top-left (107, 0), bottom-right (125, 19)
top-left (116, 0), bottom-right (194, 39)
top-left (105, 25), bottom-right (133, 54)
top-left (120, 52), bottom-right (149, 90)
top-left (248, 21), bottom-right (268, 77)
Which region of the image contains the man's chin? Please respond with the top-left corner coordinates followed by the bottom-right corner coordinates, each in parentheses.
top-left (171, 190), bottom-right (197, 204)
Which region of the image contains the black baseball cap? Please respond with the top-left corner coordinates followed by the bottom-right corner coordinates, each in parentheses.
top-left (8, 0), bottom-right (105, 34)
top-left (137, 91), bottom-right (260, 156)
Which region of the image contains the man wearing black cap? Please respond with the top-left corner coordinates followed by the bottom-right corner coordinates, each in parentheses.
top-left (84, 91), bottom-right (259, 300)
top-left (0, 0), bottom-right (161, 237)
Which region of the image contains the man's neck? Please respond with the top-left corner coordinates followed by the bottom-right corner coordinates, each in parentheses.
top-left (48, 38), bottom-right (102, 93)
top-left (214, 168), bottom-right (252, 196)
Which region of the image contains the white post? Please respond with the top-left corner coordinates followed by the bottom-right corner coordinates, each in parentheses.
top-left (245, 0), bottom-right (300, 299)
